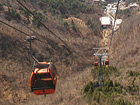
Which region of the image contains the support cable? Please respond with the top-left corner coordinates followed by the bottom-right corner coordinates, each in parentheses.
top-left (0, 19), bottom-right (45, 44)
top-left (15, 0), bottom-right (91, 62)
top-left (109, 0), bottom-right (120, 48)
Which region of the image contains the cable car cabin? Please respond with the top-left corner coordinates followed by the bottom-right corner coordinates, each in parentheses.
top-left (105, 60), bottom-right (109, 66)
top-left (30, 62), bottom-right (57, 95)
top-left (94, 62), bottom-right (98, 67)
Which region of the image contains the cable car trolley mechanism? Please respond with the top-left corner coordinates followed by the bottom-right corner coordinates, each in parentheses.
top-left (26, 36), bottom-right (57, 96)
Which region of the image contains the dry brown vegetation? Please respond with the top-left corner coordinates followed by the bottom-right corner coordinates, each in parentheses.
top-left (0, 1), bottom-right (103, 104)
top-left (2, 0), bottom-right (140, 105)
top-left (108, 13), bottom-right (140, 105)
top-left (110, 13), bottom-right (140, 68)
top-left (0, 19), bottom-right (98, 105)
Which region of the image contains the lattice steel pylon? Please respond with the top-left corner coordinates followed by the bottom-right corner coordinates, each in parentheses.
top-left (93, 48), bottom-right (109, 87)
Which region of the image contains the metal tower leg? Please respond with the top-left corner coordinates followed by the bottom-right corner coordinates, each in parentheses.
top-left (98, 56), bottom-right (104, 87)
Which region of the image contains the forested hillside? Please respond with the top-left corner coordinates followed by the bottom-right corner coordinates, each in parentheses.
top-left (1, 0), bottom-right (140, 105)
top-left (111, 8), bottom-right (140, 68)
top-left (0, 0), bottom-right (103, 105)
top-left (82, 1), bottom-right (140, 105)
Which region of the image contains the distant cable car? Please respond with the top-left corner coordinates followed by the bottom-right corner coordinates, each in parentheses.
top-left (30, 62), bottom-right (57, 95)
top-left (94, 62), bottom-right (98, 67)
top-left (105, 60), bottom-right (109, 66)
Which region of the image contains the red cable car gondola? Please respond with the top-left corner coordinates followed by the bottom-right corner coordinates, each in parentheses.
top-left (105, 59), bottom-right (109, 66)
top-left (94, 62), bottom-right (98, 67)
top-left (30, 62), bottom-right (57, 95)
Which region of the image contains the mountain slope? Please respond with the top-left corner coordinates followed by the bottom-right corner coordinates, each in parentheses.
top-left (81, 3), bottom-right (140, 105)
top-left (111, 13), bottom-right (140, 68)
top-left (0, 0), bottom-right (103, 105)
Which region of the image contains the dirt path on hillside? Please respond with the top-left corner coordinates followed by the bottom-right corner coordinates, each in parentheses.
top-left (22, 67), bottom-right (93, 105)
